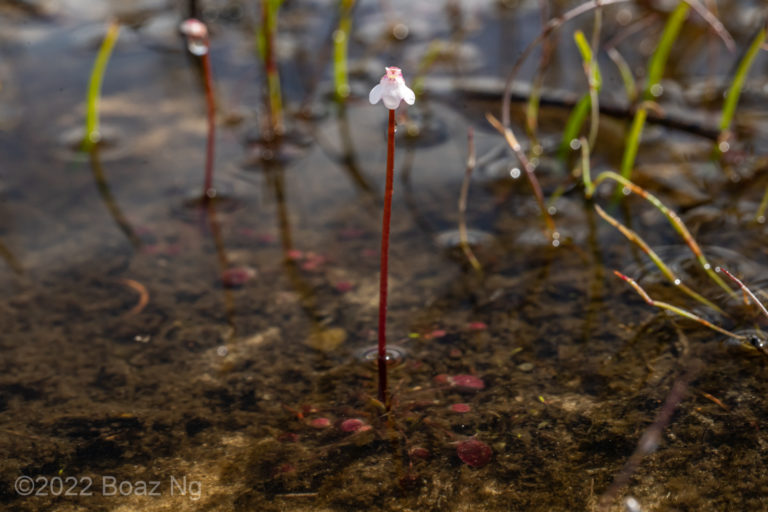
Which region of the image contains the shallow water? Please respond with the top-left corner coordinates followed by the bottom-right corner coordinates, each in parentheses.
top-left (1, 1), bottom-right (768, 510)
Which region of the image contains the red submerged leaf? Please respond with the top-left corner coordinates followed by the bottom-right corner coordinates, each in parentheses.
top-left (339, 418), bottom-right (367, 433)
top-left (309, 417), bottom-right (331, 429)
top-left (450, 403), bottom-right (471, 413)
top-left (457, 439), bottom-right (492, 468)
top-left (448, 374), bottom-right (485, 391)
top-left (221, 266), bottom-right (257, 287)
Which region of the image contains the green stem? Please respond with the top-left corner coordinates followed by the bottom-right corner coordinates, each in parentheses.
top-left (614, 271), bottom-right (744, 340)
top-left (83, 21), bottom-right (120, 152)
top-left (619, 2), bottom-right (689, 181)
top-left (718, 24), bottom-right (766, 144)
top-left (333, 0), bottom-right (355, 101)
top-left (589, 171), bottom-right (735, 296)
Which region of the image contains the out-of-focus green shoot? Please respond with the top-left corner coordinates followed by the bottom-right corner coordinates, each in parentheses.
top-left (333, 0), bottom-right (355, 101)
top-left (257, 0), bottom-right (285, 135)
top-left (716, 23), bottom-right (766, 155)
top-left (619, 2), bottom-right (689, 182)
top-left (83, 21), bottom-right (120, 152)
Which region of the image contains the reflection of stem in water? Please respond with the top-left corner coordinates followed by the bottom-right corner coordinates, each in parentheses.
top-left (597, 360), bottom-right (702, 511)
top-left (524, 0), bottom-right (552, 149)
top-left (202, 201), bottom-right (236, 333)
top-left (200, 47), bottom-right (217, 200)
top-left (267, 164), bottom-right (321, 324)
top-left (399, 137), bottom-right (438, 237)
top-left (0, 237), bottom-right (23, 275)
top-left (581, 201), bottom-right (604, 344)
top-left (335, 102), bottom-right (376, 197)
top-left (89, 147), bottom-right (142, 249)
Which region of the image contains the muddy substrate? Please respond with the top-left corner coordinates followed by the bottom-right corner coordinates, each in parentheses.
top-left (2, 215), bottom-right (767, 511)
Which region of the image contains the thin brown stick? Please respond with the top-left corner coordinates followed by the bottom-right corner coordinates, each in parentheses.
top-left (119, 278), bottom-right (149, 316)
top-left (458, 128), bottom-right (482, 273)
top-left (486, 112), bottom-right (556, 240)
top-left (614, 270), bottom-right (744, 340)
top-left (597, 360), bottom-right (702, 510)
top-left (718, 267), bottom-right (768, 320)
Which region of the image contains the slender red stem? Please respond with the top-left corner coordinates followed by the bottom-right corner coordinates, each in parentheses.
top-left (378, 108), bottom-right (396, 404)
top-left (201, 49), bottom-right (215, 200)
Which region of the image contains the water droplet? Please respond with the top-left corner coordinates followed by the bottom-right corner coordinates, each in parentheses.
top-left (216, 345), bottom-right (228, 357)
top-left (569, 138), bottom-right (581, 150)
top-left (510, 167), bottom-right (521, 179)
top-left (547, 206), bottom-right (557, 215)
top-left (674, 279), bottom-right (681, 285)
top-left (552, 239), bottom-right (560, 247)
top-left (703, 263), bottom-right (711, 270)
top-left (650, 83), bottom-right (663, 97)
top-left (622, 187), bottom-right (631, 196)
top-left (718, 141), bottom-right (730, 153)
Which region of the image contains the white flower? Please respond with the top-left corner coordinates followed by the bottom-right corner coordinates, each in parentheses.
top-left (180, 18), bottom-right (209, 56)
top-left (369, 67), bottom-right (415, 110)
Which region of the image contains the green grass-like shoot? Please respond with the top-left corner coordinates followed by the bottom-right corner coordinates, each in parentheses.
top-left (574, 30), bottom-right (602, 149)
top-left (614, 271), bottom-right (744, 341)
top-left (83, 21), bottom-right (120, 152)
top-left (757, 186), bottom-right (768, 223)
top-left (619, 2), bottom-right (689, 181)
top-left (257, 0), bottom-right (285, 135)
top-left (558, 94), bottom-right (591, 162)
top-left (606, 47), bottom-right (637, 103)
top-left (583, 168), bottom-right (734, 297)
top-left (718, 24), bottom-right (766, 145)
top-left (333, 0), bottom-right (355, 101)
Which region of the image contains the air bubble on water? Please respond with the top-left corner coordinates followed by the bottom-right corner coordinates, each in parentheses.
top-left (674, 279), bottom-right (681, 285)
top-left (569, 138), bottom-right (581, 150)
top-left (216, 345), bottom-right (228, 357)
top-left (510, 167), bottom-right (521, 179)
top-left (703, 263), bottom-right (711, 270)
top-left (622, 186), bottom-right (631, 196)
top-left (718, 141), bottom-right (730, 153)
top-left (650, 83), bottom-right (663, 97)
top-left (547, 206), bottom-right (557, 215)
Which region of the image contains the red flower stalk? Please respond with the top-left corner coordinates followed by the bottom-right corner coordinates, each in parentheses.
top-left (369, 67), bottom-right (415, 404)
top-left (180, 18), bottom-right (216, 201)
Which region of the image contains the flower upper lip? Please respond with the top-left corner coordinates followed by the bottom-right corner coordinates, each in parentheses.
top-left (369, 66), bottom-right (415, 110)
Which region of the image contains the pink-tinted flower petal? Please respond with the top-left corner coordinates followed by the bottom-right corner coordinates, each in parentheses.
top-left (400, 83), bottom-right (415, 105)
top-left (368, 83), bottom-right (383, 105)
